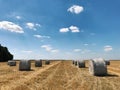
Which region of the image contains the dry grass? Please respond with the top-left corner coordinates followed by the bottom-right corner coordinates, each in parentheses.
top-left (0, 60), bottom-right (120, 90)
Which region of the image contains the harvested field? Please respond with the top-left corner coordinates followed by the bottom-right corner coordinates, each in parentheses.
top-left (0, 60), bottom-right (120, 90)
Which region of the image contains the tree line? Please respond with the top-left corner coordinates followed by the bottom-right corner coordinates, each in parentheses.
top-left (0, 44), bottom-right (13, 62)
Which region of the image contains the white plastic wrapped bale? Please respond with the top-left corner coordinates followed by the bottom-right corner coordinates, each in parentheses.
top-left (78, 60), bottom-right (85, 68)
top-left (45, 60), bottom-right (50, 65)
top-left (19, 60), bottom-right (31, 71)
top-left (35, 60), bottom-right (42, 67)
top-left (89, 58), bottom-right (107, 76)
top-left (74, 61), bottom-right (77, 66)
top-left (8, 60), bottom-right (16, 66)
top-left (105, 60), bottom-right (110, 65)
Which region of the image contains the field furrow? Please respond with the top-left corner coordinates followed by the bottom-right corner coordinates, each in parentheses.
top-left (0, 60), bottom-right (120, 90)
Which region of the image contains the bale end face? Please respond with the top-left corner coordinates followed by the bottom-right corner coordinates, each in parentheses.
top-left (35, 60), bottom-right (42, 67)
top-left (8, 60), bottom-right (16, 66)
top-left (72, 60), bottom-right (74, 64)
top-left (74, 61), bottom-right (77, 66)
top-left (19, 60), bottom-right (31, 71)
top-left (89, 59), bottom-right (107, 76)
top-left (78, 60), bottom-right (85, 68)
top-left (105, 60), bottom-right (110, 65)
top-left (45, 60), bottom-right (50, 65)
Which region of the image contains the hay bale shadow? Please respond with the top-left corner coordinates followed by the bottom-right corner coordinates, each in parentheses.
top-left (78, 67), bottom-right (88, 69)
top-left (19, 69), bottom-right (34, 71)
top-left (96, 73), bottom-right (118, 77)
top-left (106, 73), bottom-right (118, 77)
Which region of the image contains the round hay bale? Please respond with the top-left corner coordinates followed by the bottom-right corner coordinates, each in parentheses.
top-left (89, 58), bottom-right (107, 76)
top-left (105, 60), bottom-right (110, 65)
top-left (19, 60), bottom-right (31, 71)
top-left (45, 60), bottom-right (50, 65)
top-left (72, 60), bottom-right (75, 64)
top-left (78, 60), bottom-right (85, 68)
top-left (35, 60), bottom-right (42, 67)
top-left (74, 61), bottom-right (77, 66)
top-left (8, 60), bottom-right (16, 66)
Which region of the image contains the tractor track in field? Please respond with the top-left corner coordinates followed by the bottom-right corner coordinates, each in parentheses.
top-left (17, 61), bottom-right (62, 90)
top-left (15, 61), bottom-right (79, 90)
top-left (64, 62), bottom-right (120, 90)
top-left (108, 66), bottom-right (120, 76)
top-left (0, 64), bottom-right (47, 84)
top-left (1, 61), bottom-right (120, 90)
top-left (101, 77), bottom-right (118, 90)
top-left (0, 61), bottom-right (61, 90)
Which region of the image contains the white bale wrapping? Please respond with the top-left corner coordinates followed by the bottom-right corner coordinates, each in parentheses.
top-left (78, 60), bottom-right (85, 68)
top-left (35, 60), bottom-right (42, 67)
top-left (8, 60), bottom-right (16, 66)
top-left (19, 60), bottom-right (31, 71)
top-left (89, 58), bottom-right (107, 76)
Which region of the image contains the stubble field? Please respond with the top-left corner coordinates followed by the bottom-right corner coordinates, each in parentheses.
top-left (0, 60), bottom-right (120, 90)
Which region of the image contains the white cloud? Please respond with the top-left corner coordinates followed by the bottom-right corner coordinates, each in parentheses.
top-left (60, 26), bottom-right (80, 33)
top-left (104, 45), bottom-right (113, 52)
top-left (41, 45), bottom-right (59, 53)
top-left (34, 34), bottom-right (50, 39)
top-left (51, 49), bottom-right (59, 53)
top-left (74, 49), bottom-right (81, 52)
top-left (21, 50), bottom-right (33, 53)
top-left (0, 21), bottom-right (24, 33)
top-left (26, 23), bottom-right (35, 30)
top-left (69, 26), bottom-right (80, 32)
top-left (41, 45), bottom-right (52, 51)
top-left (26, 22), bottom-right (41, 30)
top-left (81, 49), bottom-right (91, 54)
top-left (35, 23), bottom-right (41, 27)
top-left (67, 5), bottom-right (84, 14)
top-left (59, 28), bottom-right (69, 33)
top-left (16, 16), bottom-right (21, 19)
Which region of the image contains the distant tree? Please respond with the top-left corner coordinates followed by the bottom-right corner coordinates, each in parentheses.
top-left (0, 44), bottom-right (13, 62)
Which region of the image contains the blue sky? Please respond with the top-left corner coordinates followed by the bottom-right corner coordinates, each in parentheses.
top-left (0, 0), bottom-right (120, 60)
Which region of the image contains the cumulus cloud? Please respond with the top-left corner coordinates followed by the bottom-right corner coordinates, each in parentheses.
top-left (59, 28), bottom-right (69, 33)
top-left (0, 21), bottom-right (24, 33)
top-left (41, 45), bottom-right (52, 51)
top-left (60, 26), bottom-right (80, 33)
top-left (26, 23), bottom-right (35, 30)
top-left (35, 23), bottom-right (41, 27)
top-left (26, 22), bottom-right (41, 30)
top-left (69, 26), bottom-right (80, 32)
top-left (34, 34), bottom-right (50, 39)
top-left (74, 49), bottom-right (81, 52)
top-left (67, 5), bottom-right (84, 14)
top-left (41, 45), bottom-right (59, 53)
top-left (104, 45), bottom-right (113, 52)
